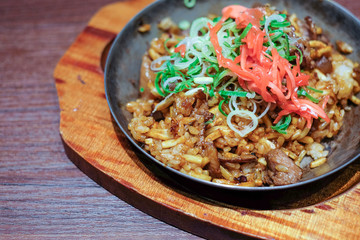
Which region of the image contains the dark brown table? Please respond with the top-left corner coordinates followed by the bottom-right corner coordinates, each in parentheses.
top-left (1, 0), bottom-right (359, 239)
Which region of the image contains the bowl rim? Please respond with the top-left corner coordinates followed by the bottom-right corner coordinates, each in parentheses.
top-left (104, 0), bottom-right (360, 192)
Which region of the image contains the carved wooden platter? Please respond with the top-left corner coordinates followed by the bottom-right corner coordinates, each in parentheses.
top-left (54, 1), bottom-right (360, 239)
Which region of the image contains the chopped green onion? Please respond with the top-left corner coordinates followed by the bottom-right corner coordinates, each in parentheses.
top-left (175, 70), bottom-right (186, 79)
top-left (269, 29), bottom-right (284, 41)
top-left (306, 86), bottom-right (324, 93)
top-left (306, 95), bottom-right (319, 103)
top-left (294, 46), bottom-right (303, 64)
top-left (218, 99), bottom-right (228, 116)
top-left (231, 25), bottom-right (241, 33)
top-left (170, 52), bottom-right (181, 59)
top-left (205, 115), bottom-right (215, 125)
top-left (297, 87), bottom-right (319, 103)
top-left (155, 72), bottom-right (166, 97)
top-left (223, 41), bottom-right (232, 48)
top-left (260, 16), bottom-right (266, 26)
top-left (239, 23), bottom-right (253, 40)
top-left (287, 55), bottom-right (297, 61)
top-left (187, 58), bottom-right (199, 69)
top-left (297, 87), bottom-right (307, 96)
top-left (194, 77), bottom-right (213, 84)
top-left (230, 50), bottom-right (238, 60)
top-left (173, 83), bottom-right (185, 92)
top-left (140, 87), bottom-right (144, 92)
top-left (160, 77), bottom-right (172, 94)
top-left (213, 16), bottom-right (221, 23)
top-left (199, 28), bottom-right (207, 35)
top-left (187, 65), bottom-right (202, 75)
top-left (209, 85), bottom-right (215, 97)
top-left (206, 64), bottom-right (219, 77)
top-left (184, 0), bottom-right (196, 8)
top-left (271, 115), bottom-right (292, 134)
top-left (225, 18), bottom-right (234, 24)
top-left (224, 29), bottom-right (230, 38)
top-left (164, 39), bottom-right (171, 54)
top-left (174, 79), bottom-right (194, 93)
top-left (200, 84), bottom-right (208, 93)
top-left (219, 90), bottom-right (248, 98)
top-left (270, 20), bottom-right (291, 28)
top-left (213, 69), bottom-right (232, 88)
top-left (234, 37), bottom-right (244, 47)
top-left (179, 20), bottom-right (190, 30)
top-left (187, 58), bottom-right (200, 73)
top-left (166, 61), bottom-right (175, 76)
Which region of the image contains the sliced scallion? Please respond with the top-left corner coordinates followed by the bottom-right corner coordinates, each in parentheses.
top-left (306, 86), bottom-right (324, 93)
top-left (205, 115), bottom-right (215, 125)
top-left (271, 115), bottom-right (292, 134)
top-left (184, 0), bottom-right (196, 8)
top-left (239, 23), bottom-right (253, 40)
top-left (213, 16), bottom-right (221, 23)
top-left (179, 20), bottom-right (190, 30)
top-left (297, 87), bottom-right (319, 103)
top-left (155, 72), bottom-right (166, 97)
top-left (194, 77), bottom-right (213, 85)
top-left (206, 64), bottom-right (219, 77)
top-left (219, 99), bottom-right (228, 116)
top-left (270, 20), bottom-right (291, 28)
top-left (219, 90), bottom-right (248, 98)
top-left (187, 65), bottom-right (202, 75)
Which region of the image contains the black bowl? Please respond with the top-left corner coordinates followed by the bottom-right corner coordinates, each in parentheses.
top-left (104, 0), bottom-right (360, 198)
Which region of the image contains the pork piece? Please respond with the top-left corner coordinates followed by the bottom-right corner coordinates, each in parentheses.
top-left (151, 111), bottom-right (164, 121)
top-left (192, 91), bottom-right (214, 122)
top-left (264, 149), bottom-right (302, 186)
top-left (190, 91), bottom-right (213, 143)
top-left (315, 55), bottom-right (333, 74)
top-left (203, 142), bottom-right (222, 178)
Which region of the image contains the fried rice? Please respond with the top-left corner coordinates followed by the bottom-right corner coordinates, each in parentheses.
top-left (126, 4), bottom-right (360, 187)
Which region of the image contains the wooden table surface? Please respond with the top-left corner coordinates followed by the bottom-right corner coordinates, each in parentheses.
top-left (1, 0), bottom-right (359, 239)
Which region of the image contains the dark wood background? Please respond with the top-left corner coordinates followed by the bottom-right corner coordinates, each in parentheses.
top-left (1, 0), bottom-right (359, 239)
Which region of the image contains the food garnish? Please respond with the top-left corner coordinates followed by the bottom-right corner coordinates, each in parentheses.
top-left (151, 4), bottom-right (329, 136)
top-left (126, 3), bottom-right (360, 186)
top-left (184, 0), bottom-right (196, 9)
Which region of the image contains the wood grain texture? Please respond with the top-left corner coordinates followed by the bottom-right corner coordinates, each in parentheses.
top-left (1, 0), bottom-right (359, 239)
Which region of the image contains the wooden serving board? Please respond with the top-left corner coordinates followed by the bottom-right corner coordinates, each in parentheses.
top-left (54, 1), bottom-right (360, 239)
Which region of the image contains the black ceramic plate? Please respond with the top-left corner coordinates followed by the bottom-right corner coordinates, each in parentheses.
top-left (104, 0), bottom-right (360, 193)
